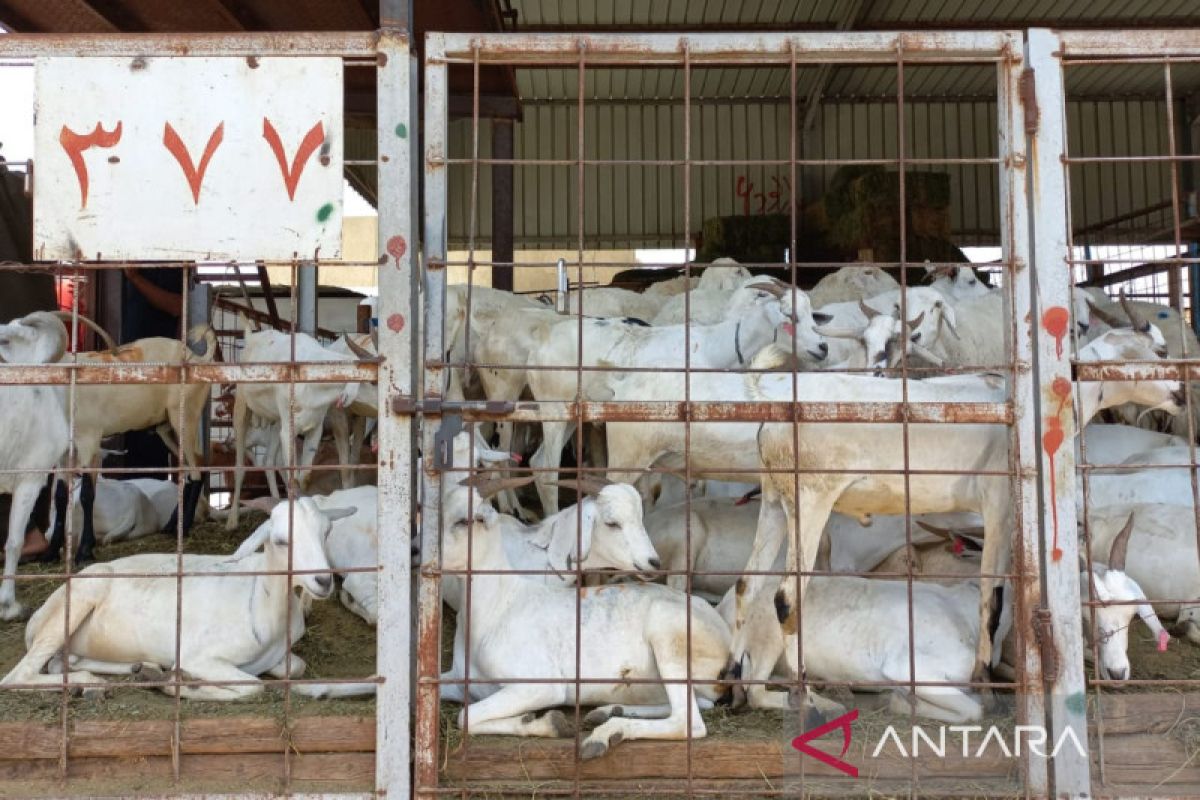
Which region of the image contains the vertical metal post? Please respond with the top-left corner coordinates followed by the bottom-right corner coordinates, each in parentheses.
top-left (999, 36), bottom-right (1051, 796)
top-left (375, 28), bottom-right (414, 800)
top-left (296, 260), bottom-right (318, 336)
top-left (1026, 28), bottom-right (1092, 798)
top-left (491, 118), bottom-right (515, 291)
top-left (416, 32), bottom-right (449, 799)
top-left (188, 278), bottom-right (213, 467)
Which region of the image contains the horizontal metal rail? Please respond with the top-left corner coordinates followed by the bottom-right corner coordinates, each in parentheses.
top-left (0, 32), bottom-right (379, 58)
top-left (0, 362), bottom-right (377, 385)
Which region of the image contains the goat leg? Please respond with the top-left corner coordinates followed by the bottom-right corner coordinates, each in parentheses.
top-left (38, 478), bottom-right (71, 564)
top-left (74, 474), bottom-right (96, 565)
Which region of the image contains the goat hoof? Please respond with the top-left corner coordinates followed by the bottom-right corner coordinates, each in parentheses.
top-left (34, 548), bottom-right (62, 565)
top-left (545, 709), bottom-right (572, 737)
top-left (579, 738), bottom-right (609, 761)
top-left (74, 549), bottom-right (95, 566)
top-left (132, 663), bottom-right (166, 682)
top-left (0, 603), bottom-right (28, 622)
top-left (583, 706), bottom-right (620, 728)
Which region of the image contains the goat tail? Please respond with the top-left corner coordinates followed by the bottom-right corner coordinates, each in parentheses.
top-left (744, 343), bottom-right (791, 402)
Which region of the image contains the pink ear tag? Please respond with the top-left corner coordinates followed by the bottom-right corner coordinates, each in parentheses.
top-left (782, 322), bottom-right (795, 338)
top-left (510, 453), bottom-right (523, 464)
top-left (952, 536), bottom-right (965, 556)
top-left (1159, 631), bottom-right (1170, 652)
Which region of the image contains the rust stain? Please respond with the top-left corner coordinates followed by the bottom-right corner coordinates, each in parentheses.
top-left (90, 345), bottom-right (144, 363)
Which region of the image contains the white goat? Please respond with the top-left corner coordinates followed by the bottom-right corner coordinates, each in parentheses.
top-left (807, 265), bottom-right (899, 308)
top-left (1086, 505), bottom-right (1199, 647)
top-left (735, 331), bottom-right (1183, 705)
top-left (652, 273), bottom-right (771, 326)
top-left (326, 333), bottom-right (379, 490)
top-left (925, 264), bottom-right (993, 303)
top-left (1081, 423), bottom-right (1186, 466)
top-left (226, 327), bottom-right (365, 529)
top-left (45, 323), bottom-right (218, 564)
top-left (441, 475), bottom-right (661, 704)
top-left (0, 312), bottom-right (71, 620)
top-left (2, 498), bottom-right (375, 699)
top-left (527, 281), bottom-right (822, 514)
top-left (816, 287), bottom-right (955, 368)
top-left (69, 478), bottom-right (174, 544)
top-left (438, 494), bottom-right (733, 759)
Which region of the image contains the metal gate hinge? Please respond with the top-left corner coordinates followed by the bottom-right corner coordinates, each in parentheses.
top-left (1019, 67), bottom-right (1039, 136)
top-left (1033, 607), bottom-right (1059, 683)
top-left (392, 395), bottom-right (442, 416)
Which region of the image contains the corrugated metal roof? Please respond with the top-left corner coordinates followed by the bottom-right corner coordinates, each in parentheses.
top-left (447, 96), bottom-right (1177, 250)
top-left (512, 0), bottom-right (1200, 31)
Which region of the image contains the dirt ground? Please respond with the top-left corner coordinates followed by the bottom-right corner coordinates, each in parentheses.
top-left (0, 513), bottom-right (376, 722)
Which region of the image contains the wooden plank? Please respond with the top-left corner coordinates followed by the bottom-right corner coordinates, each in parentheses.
top-left (1092, 733), bottom-right (1200, 787)
top-left (443, 738), bottom-right (1015, 782)
top-left (0, 715), bottom-right (375, 761)
top-left (0, 751), bottom-right (373, 795)
top-left (1093, 693), bottom-right (1200, 736)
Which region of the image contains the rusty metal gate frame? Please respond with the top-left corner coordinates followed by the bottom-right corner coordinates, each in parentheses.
top-left (415, 29), bottom-right (1074, 798)
top-left (1028, 27), bottom-right (1200, 799)
top-left (0, 31), bottom-right (415, 800)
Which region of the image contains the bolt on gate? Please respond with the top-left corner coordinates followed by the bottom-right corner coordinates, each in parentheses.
top-left (0, 31), bottom-right (414, 797)
top-left (415, 30), bottom-right (1094, 798)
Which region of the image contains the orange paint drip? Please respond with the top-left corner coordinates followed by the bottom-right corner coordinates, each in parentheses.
top-left (1043, 418), bottom-right (1065, 562)
top-left (1041, 306), bottom-right (1070, 359)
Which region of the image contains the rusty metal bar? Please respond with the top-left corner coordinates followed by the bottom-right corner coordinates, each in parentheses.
top-left (427, 31), bottom-right (1017, 64)
top-left (0, 362), bottom-right (377, 385)
top-left (1059, 29), bottom-right (1200, 58)
top-left (0, 32), bottom-right (376, 57)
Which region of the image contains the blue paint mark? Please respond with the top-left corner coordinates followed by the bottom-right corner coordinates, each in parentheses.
top-left (1065, 692), bottom-right (1086, 715)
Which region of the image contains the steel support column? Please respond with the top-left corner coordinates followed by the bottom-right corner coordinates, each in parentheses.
top-left (491, 118), bottom-right (515, 291)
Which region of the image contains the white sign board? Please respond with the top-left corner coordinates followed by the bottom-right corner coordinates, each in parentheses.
top-left (33, 56), bottom-right (343, 261)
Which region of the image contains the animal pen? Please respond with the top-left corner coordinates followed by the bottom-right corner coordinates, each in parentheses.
top-left (1, 16), bottom-right (1200, 800)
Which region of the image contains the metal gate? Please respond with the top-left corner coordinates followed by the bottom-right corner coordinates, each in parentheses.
top-left (415, 30), bottom-right (1085, 798)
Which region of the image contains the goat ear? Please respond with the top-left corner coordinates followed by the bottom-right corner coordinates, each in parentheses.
top-left (322, 506), bottom-right (358, 523)
top-left (232, 520), bottom-right (273, 560)
top-left (548, 498), bottom-right (597, 573)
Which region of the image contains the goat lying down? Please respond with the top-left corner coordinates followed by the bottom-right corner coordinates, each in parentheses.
top-left (723, 514), bottom-right (1166, 721)
top-left (2, 499), bottom-right (374, 700)
top-left (441, 487), bottom-right (751, 760)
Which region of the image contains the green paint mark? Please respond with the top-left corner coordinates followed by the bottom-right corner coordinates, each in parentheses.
top-left (316, 202), bottom-right (335, 223)
top-left (394, 122), bottom-right (407, 139)
top-left (1065, 692), bottom-right (1086, 716)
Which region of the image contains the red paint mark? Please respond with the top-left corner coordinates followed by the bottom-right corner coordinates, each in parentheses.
top-left (1051, 375), bottom-right (1072, 416)
top-left (387, 235), bottom-right (407, 262)
top-left (1159, 630), bottom-right (1170, 652)
top-left (262, 118), bottom-right (325, 201)
top-left (952, 536), bottom-right (965, 556)
top-left (162, 121), bottom-right (224, 204)
top-left (790, 709), bottom-right (859, 778)
top-left (60, 121), bottom-right (123, 209)
top-left (1043, 417), bottom-right (1065, 562)
top-left (1042, 306), bottom-right (1070, 359)
top-left (387, 313), bottom-right (405, 333)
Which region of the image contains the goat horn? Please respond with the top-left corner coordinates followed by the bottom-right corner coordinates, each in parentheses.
top-left (1108, 512), bottom-right (1135, 572)
top-left (1085, 299), bottom-right (1127, 330)
top-left (549, 475), bottom-right (613, 496)
top-left (938, 310), bottom-right (961, 341)
top-left (906, 310), bottom-right (926, 332)
top-left (457, 474), bottom-right (536, 499)
top-left (909, 342), bottom-right (945, 367)
top-left (1119, 289), bottom-right (1151, 333)
top-left (745, 281), bottom-right (787, 298)
top-left (52, 311), bottom-right (117, 352)
top-left (813, 324), bottom-right (864, 340)
top-left (343, 334), bottom-right (376, 361)
top-left (858, 300), bottom-right (880, 321)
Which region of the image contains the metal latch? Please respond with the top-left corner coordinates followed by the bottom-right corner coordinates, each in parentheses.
top-left (392, 396), bottom-right (443, 416)
top-left (1033, 607), bottom-right (1059, 683)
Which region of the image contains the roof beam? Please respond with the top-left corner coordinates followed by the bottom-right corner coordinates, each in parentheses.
top-left (210, 0), bottom-right (269, 31)
top-left (801, 0), bottom-right (869, 132)
top-left (77, 0), bottom-right (148, 31)
top-left (0, 1), bottom-right (40, 32)
top-left (518, 17), bottom-right (1200, 33)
